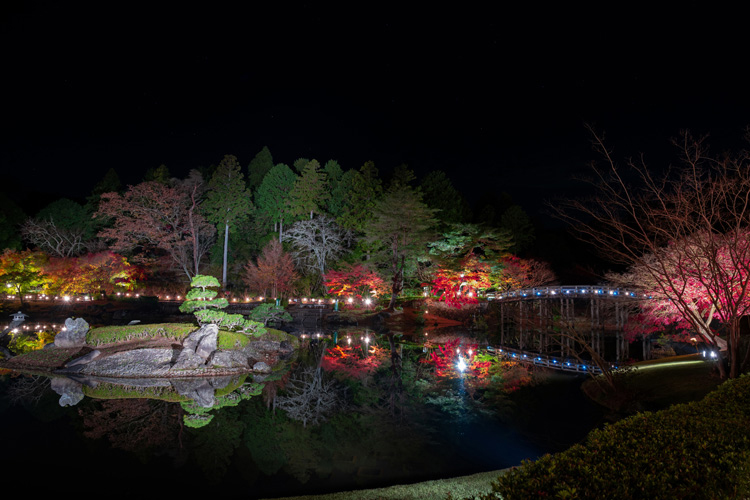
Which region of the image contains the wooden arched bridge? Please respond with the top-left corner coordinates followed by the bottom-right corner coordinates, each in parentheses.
top-left (484, 285), bottom-right (657, 370)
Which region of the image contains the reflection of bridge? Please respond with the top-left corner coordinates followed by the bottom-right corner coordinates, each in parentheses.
top-left (486, 345), bottom-right (607, 375)
top-left (486, 285), bottom-right (651, 365)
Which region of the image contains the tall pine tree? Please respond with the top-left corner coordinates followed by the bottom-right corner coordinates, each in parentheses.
top-left (203, 154), bottom-right (253, 288)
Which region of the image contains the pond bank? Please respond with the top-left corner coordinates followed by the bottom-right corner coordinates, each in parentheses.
top-left (264, 469), bottom-right (509, 500)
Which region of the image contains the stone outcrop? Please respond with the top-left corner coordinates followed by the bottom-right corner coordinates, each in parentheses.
top-left (171, 324), bottom-right (219, 371)
top-left (65, 348), bottom-right (178, 377)
top-left (54, 320), bottom-right (294, 379)
top-left (54, 317), bottom-right (90, 348)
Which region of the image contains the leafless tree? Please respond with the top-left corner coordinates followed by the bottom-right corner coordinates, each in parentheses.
top-left (274, 348), bottom-right (346, 427)
top-left (282, 214), bottom-right (352, 287)
top-left (553, 127), bottom-right (750, 378)
top-left (21, 218), bottom-right (87, 257)
top-left (6, 375), bottom-right (49, 405)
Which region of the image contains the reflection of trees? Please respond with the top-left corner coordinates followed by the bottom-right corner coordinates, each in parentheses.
top-left (384, 332), bottom-right (405, 419)
top-left (5, 375), bottom-right (48, 405)
top-left (188, 407), bottom-right (245, 482)
top-left (275, 344), bottom-right (346, 427)
top-left (80, 399), bottom-right (182, 460)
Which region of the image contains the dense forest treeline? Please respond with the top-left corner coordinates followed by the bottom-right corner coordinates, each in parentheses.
top-left (0, 147), bottom-right (602, 304)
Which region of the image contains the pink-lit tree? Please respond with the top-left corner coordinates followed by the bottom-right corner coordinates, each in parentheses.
top-left (556, 127), bottom-right (750, 378)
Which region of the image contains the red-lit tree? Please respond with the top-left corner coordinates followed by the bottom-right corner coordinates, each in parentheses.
top-left (323, 263), bottom-right (387, 299)
top-left (429, 254), bottom-right (491, 307)
top-left (494, 255), bottom-right (557, 292)
top-left (242, 238), bottom-right (297, 299)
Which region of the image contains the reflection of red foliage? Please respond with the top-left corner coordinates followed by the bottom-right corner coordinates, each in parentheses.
top-left (423, 339), bottom-right (482, 377)
top-left (321, 344), bottom-right (387, 379)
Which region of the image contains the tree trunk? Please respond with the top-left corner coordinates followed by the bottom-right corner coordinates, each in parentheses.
top-left (222, 222), bottom-right (229, 289)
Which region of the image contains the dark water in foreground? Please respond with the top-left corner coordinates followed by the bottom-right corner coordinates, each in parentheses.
top-left (0, 327), bottom-right (606, 498)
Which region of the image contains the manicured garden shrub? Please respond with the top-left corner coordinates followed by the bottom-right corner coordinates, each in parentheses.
top-left (481, 374), bottom-right (750, 500)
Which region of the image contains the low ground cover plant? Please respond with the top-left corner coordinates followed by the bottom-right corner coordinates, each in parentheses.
top-left (86, 323), bottom-right (196, 345)
top-left (482, 374), bottom-right (750, 500)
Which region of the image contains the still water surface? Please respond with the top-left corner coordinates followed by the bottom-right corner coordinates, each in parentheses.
top-left (0, 326), bottom-right (606, 498)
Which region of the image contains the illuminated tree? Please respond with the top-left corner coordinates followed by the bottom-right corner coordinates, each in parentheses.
top-left (44, 251), bottom-right (142, 296)
top-left (0, 249), bottom-right (48, 306)
top-left (426, 223), bottom-right (518, 299)
top-left (430, 254), bottom-right (491, 307)
top-left (282, 215), bottom-right (351, 289)
top-left (287, 159), bottom-right (329, 220)
top-left (324, 160), bottom-right (354, 219)
top-left (494, 255), bottom-right (557, 292)
top-left (609, 235), bottom-right (750, 353)
top-left (242, 238), bottom-right (297, 299)
top-left (143, 164), bottom-right (172, 184)
top-left (22, 198), bottom-right (96, 257)
top-left (95, 180), bottom-right (215, 281)
top-left (323, 263), bottom-right (387, 299)
top-left (180, 274), bottom-right (264, 335)
top-left (202, 154), bottom-right (253, 288)
top-left (255, 163), bottom-right (297, 240)
top-left (554, 128), bottom-right (750, 378)
top-left (365, 185), bottom-right (437, 309)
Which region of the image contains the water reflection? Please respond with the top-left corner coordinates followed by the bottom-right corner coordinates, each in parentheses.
top-left (0, 326), bottom-right (605, 498)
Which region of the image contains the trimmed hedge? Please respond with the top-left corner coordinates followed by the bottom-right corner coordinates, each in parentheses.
top-left (482, 374), bottom-right (750, 500)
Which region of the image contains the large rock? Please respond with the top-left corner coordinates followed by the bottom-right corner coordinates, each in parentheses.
top-left (65, 349), bottom-right (101, 368)
top-left (172, 324), bottom-right (219, 371)
top-left (54, 317), bottom-right (90, 348)
top-left (50, 377), bottom-right (85, 407)
top-left (210, 350), bottom-right (249, 369)
top-left (171, 378), bottom-right (216, 407)
top-left (71, 348), bottom-right (178, 377)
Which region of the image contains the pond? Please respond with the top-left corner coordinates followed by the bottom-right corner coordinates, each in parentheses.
top-left (0, 325), bottom-right (607, 498)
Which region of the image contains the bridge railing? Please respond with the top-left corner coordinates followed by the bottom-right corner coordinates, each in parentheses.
top-left (486, 345), bottom-right (613, 375)
top-left (486, 285), bottom-right (651, 301)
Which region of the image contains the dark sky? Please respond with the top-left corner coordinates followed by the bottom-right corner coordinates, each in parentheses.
top-left (2, 3), bottom-right (749, 221)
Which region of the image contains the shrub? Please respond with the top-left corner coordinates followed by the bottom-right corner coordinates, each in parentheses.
top-left (481, 374), bottom-right (750, 500)
top-left (179, 274), bottom-right (265, 337)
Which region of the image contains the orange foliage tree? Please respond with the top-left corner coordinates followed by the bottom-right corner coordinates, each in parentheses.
top-left (44, 251), bottom-right (143, 295)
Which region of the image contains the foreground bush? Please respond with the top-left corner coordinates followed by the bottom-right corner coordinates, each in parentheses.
top-left (483, 374), bottom-right (750, 500)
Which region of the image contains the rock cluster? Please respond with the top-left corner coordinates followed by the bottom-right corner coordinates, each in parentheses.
top-left (56, 319), bottom-right (293, 379)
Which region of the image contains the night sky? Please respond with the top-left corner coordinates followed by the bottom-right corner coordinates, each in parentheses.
top-left (3, 3), bottom-right (749, 223)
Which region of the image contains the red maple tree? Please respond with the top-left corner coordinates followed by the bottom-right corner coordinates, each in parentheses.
top-left (429, 255), bottom-right (491, 307)
top-left (242, 238), bottom-right (297, 299)
top-left (323, 263), bottom-right (387, 300)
